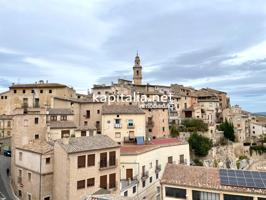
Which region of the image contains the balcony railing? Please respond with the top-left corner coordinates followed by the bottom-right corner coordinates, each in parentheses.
top-left (141, 171), bottom-right (149, 181)
top-left (155, 164), bottom-right (161, 173)
top-left (114, 124), bottom-right (122, 128)
top-left (99, 159), bottom-right (118, 170)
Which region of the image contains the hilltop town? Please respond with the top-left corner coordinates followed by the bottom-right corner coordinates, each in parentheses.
top-left (0, 54), bottom-right (266, 200)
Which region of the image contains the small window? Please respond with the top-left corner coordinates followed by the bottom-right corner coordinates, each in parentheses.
top-left (44, 197), bottom-right (50, 200)
top-left (81, 131), bottom-right (86, 137)
top-left (1, 96), bottom-right (3, 99)
top-left (49, 89), bottom-right (52, 93)
top-left (35, 134), bottom-right (39, 140)
top-left (124, 191), bottom-right (128, 197)
top-left (156, 173), bottom-right (159, 179)
top-left (60, 115), bottom-right (67, 121)
top-left (34, 117), bottom-right (39, 124)
top-left (162, 127), bottom-right (165, 132)
top-left (27, 193), bottom-right (32, 200)
top-left (19, 152), bottom-right (23, 161)
top-left (87, 178), bottom-right (95, 187)
top-left (97, 110), bottom-right (100, 114)
top-left (77, 155), bottom-right (86, 168)
top-left (115, 132), bottom-right (121, 138)
top-left (77, 180), bottom-right (85, 189)
top-left (150, 176), bottom-right (152, 183)
top-left (97, 91), bottom-right (101, 95)
top-left (46, 157), bottom-right (51, 164)
top-left (23, 90), bottom-right (26, 94)
top-left (84, 121), bottom-right (88, 126)
top-left (40, 90), bottom-right (43, 94)
top-left (86, 110), bottom-right (90, 118)
top-left (14, 90), bottom-right (17, 94)
top-left (168, 156), bottom-right (173, 164)
top-left (149, 129), bottom-right (152, 132)
top-left (133, 186), bottom-right (136, 194)
top-left (31, 90), bottom-right (34, 93)
top-left (28, 172), bottom-right (31, 181)
top-left (142, 180), bottom-right (146, 188)
top-left (51, 115), bottom-right (57, 121)
top-left (18, 190), bottom-right (22, 197)
top-left (87, 154), bottom-right (95, 167)
top-left (4, 96), bottom-right (7, 99)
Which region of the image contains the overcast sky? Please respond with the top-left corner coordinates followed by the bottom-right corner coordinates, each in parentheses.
top-left (0, 0), bottom-right (265, 112)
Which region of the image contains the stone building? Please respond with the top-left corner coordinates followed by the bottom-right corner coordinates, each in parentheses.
top-left (53, 135), bottom-right (120, 200)
top-left (102, 104), bottom-right (146, 144)
top-left (0, 114), bottom-right (12, 138)
top-left (120, 138), bottom-right (190, 200)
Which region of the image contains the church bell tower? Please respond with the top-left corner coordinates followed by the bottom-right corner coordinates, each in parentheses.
top-left (133, 52), bottom-right (142, 85)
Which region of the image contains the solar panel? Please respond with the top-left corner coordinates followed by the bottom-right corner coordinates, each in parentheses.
top-left (219, 169), bottom-right (266, 189)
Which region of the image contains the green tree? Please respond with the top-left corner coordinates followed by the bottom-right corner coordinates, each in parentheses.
top-left (181, 119), bottom-right (208, 132)
top-left (188, 132), bottom-right (213, 157)
top-left (170, 121), bottom-right (179, 137)
top-left (218, 120), bottom-right (235, 142)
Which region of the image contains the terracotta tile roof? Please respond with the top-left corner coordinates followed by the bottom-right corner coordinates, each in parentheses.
top-left (150, 138), bottom-right (182, 145)
top-left (49, 121), bottom-right (76, 129)
top-left (57, 135), bottom-right (119, 153)
top-left (161, 164), bottom-right (266, 195)
top-left (47, 108), bottom-right (73, 115)
top-left (102, 105), bottom-right (145, 115)
top-left (10, 83), bottom-right (67, 89)
top-left (18, 140), bottom-right (54, 154)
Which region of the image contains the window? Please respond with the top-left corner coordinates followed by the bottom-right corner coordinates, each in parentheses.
top-left (168, 156), bottom-right (173, 164)
top-left (14, 90), bottom-right (17, 94)
top-left (81, 131), bottom-right (86, 137)
top-left (109, 151), bottom-right (116, 166)
top-left (223, 194), bottom-right (252, 200)
top-left (87, 178), bottom-right (95, 187)
top-left (27, 194), bottom-right (32, 200)
top-left (46, 157), bottom-right (51, 164)
top-left (149, 176), bottom-right (152, 183)
top-left (149, 129), bottom-right (152, 132)
top-left (165, 187), bottom-right (186, 198)
top-left (18, 190), bottom-right (22, 197)
top-left (77, 180), bottom-right (85, 189)
top-left (109, 173), bottom-right (116, 188)
top-left (124, 191), bottom-right (128, 197)
top-left (115, 132), bottom-right (121, 138)
top-left (100, 152), bottom-right (107, 168)
top-left (86, 110), bottom-right (90, 118)
top-left (60, 115), bottom-right (67, 121)
top-left (97, 110), bottom-right (100, 114)
top-left (77, 155), bottom-right (86, 168)
top-left (128, 119), bottom-right (134, 127)
top-left (31, 90), bottom-right (34, 94)
top-left (133, 186), bottom-right (136, 194)
top-left (7, 121), bottom-right (11, 127)
top-left (40, 90), bottom-right (43, 93)
top-left (19, 152), bottom-right (23, 161)
top-left (50, 115), bottom-right (57, 121)
top-left (142, 180), bottom-right (146, 188)
top-left (44, 197), bottom-right (50, 200)
top-left (35, 134), bottom-right (39, 139)
top-left (156, 173), bottom-right (159, 179)
top-left (192, 190), bottom-right (220, 200)
top-left (49, 89), bottom-right (52, 93)
top-left (28, 172), bottom-right (31, 181)
top-left (84, 121), bottom-right (88, 126)
top-left (97, 91), bottom-right (101, 95)
top-left (162, 127), bottom-right (165, 132)
top-left (87, 154), bottom-right (95, 167)
top-left (23, 90), bottom-right (26, 94)
top-left (179, 154), bottom-right (185, 164)
top-left (61, 130), bottom-right (70, 138)
top-left (34, 117), bottom-right (39, 124)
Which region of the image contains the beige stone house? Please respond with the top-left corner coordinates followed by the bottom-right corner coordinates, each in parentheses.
top-left (53, 135), bottom-right (120, 200)
top-left (120, 138), bottom-right (190, 200)
top-left (102, 104), bottom-right (146, 144)
top-left (14, 141), bottom-right (53, 200)
top-left (0, 114), bottom-right (12, 138)
top-left (161, 164), bottom-right (266, 200)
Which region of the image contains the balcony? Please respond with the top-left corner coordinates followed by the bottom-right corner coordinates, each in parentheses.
top-left (99, 159), bottom-right (118, 170)
top-left (114, 123), bottom-right (122, 129)
top-left (141, 171), bottom-right (149, 181)
top-left (155, 164), bottom-right (161, 173)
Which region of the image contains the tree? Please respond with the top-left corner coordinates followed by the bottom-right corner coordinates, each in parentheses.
top-left (188, 132), bottom-right (213, 157)
top-left (218, 120), bottom-right (235, 142)
top-left (181, 119), bottom-right (208, 132)
top-left (170, 121), bottom-right (179, 137)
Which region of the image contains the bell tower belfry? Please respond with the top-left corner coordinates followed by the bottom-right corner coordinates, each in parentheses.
top-left (133, 52), bottom-right (142, 85)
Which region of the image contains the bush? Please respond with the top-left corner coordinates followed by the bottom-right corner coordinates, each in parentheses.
top-left (218, 120), bottom-right (235, 142)
top-left (181, 119), bottom-right (208, 132)
top-left (188, 132), bottom-right (213, 157)
top-left (170, 121), bottom-right (179, 138)
top-left (193, 158), bottom-right (203, 166)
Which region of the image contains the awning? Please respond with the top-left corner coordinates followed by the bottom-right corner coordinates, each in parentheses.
top-left (136, 136), bottom-right (144, 145)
